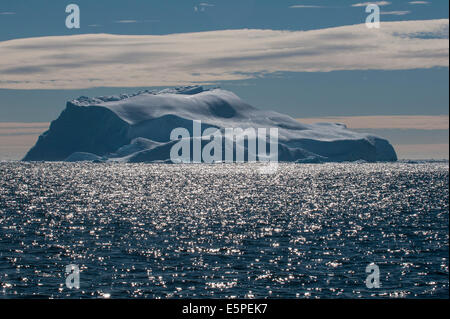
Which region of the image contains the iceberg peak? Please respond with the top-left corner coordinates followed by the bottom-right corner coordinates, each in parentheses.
top-left (70, 85), bottom-right (210, 107)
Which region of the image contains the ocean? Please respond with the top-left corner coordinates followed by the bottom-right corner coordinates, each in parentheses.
top-left (0, 162), bottom-right (448, 298)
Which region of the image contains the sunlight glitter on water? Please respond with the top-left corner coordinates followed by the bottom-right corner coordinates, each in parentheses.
top-left (0, 162), bottom-right (448, 298)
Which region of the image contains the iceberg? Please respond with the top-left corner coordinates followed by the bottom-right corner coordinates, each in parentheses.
top-left (23, 86), bottom-right (397, 163)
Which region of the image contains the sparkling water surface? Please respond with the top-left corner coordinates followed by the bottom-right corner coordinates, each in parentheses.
top-left (0, 162), bottom-right (448, 298)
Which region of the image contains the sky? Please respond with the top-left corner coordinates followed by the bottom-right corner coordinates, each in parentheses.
top-left (0, 0), bottom-right (448, 160)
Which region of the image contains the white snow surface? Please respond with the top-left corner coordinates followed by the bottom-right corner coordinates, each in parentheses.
top-left (23, 86), bottom-right (397, 163)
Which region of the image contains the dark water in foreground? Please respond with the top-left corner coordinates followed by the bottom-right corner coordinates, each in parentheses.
top-left (0, 162), bottom-right (448, 299)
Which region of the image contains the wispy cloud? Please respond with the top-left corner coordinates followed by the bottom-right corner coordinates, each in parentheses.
top-left (409, 1), bottom-right (430, 4)
top-left (0, 19), bottom-right (448, 89)
top-left (297, 115), bottom-right (449, 130)
top-left (0, 11), bottom-right (15, 15)
top-left (382, 11), bottom-right (411, 15)
top-left (194, 2), bottom-right (215, 12)
top-left (289, 5), bottom-right (325, 9)
top-left (115, 20), bottom-right (139, 24)
top-left (114, 19), bottom-right (158, 24)
top-left (352, 1), bottom-right (391, 7)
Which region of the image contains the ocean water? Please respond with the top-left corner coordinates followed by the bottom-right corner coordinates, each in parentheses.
top-left (0, 162), bottom-right (448, 299)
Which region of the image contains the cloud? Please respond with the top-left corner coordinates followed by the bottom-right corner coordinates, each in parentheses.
top-left (0, 123), bottom-right (50, 161)
top-left (194, 2), bottom-right (215, 12)
top-left (0, 122), bottom-right (50, 136)
top-left (289, 5), bottom-right (325, 9)
top-left (115, 20), bottom-right (139, 24)
top-left (114, 19), bottom-right (158, 24)
top-left (352, 1), bottom-right (391, 7)
top-left (394, 144), bottom-right (448, 159)
top-left (382, 11), bottom-right (411, 15)
top-left (0, 12), bottom-right (16, 15)
top-left (297, 115), bottom-right (449, 130)
top-left (0, 19), bottom-right (448, 89)
top-left (409, 1), bottom-right (430, 4)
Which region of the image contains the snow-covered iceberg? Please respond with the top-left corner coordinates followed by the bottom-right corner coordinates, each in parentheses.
top-left (23, 86), bottom-right (397, 163)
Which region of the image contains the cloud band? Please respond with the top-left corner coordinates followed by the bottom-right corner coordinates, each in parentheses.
top-left (0, 19), bottom-right (448, 89)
